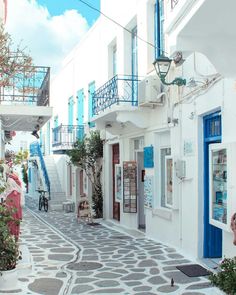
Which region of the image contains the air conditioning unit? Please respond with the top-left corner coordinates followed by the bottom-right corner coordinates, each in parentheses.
top-left (138, 75), bottom-right (163, 107)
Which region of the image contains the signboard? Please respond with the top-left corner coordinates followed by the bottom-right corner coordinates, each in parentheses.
top-left (144, 175), bottom-right (154, 208)
top-left (123, 161), bottom-right (137, 213)
top-left (144, 146), bottom-right (154, 168)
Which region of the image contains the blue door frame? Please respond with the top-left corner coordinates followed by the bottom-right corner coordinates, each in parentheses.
top-left (203, 111), bottom-right (222, 258)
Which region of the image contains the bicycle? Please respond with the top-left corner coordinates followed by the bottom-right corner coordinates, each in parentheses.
top-left (38, 190), bottom-right (49, 212)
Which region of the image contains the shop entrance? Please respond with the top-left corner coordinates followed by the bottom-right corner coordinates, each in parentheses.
top-left (203, 112), bottom-right (222, 258)
top-left (136, 151), bottom-right (145, 230)
top-left (112, 144), bottom-right (120, 221)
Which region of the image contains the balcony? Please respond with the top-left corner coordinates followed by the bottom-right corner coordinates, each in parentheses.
top-left (0, 66), bottom-right (52, 131)
top-left (91, 75), bottom-right (150, 135)
top-left (92, 75), bottom-right (139, 115)
top-left (52, 125), bottom-right (84, 153)
top-left (165, 0), bottom-right (236, 77)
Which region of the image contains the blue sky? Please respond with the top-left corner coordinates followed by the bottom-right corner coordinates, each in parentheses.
top-left (37, 0), bottom-right (100, 26)
top-left (6, 0), bottom-right (101, 74)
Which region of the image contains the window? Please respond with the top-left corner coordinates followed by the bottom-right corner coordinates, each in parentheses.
top-left (160, 147), bottom-right (171, 207)
top-left (154, 0), bottom-right (165, 58)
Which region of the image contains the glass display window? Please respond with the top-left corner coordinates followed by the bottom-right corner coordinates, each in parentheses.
top-left (209, 142), bottom-right (236, 231)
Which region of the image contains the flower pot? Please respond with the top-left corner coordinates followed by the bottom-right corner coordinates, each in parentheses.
top-left (0, 268), bottom-right (18, 290)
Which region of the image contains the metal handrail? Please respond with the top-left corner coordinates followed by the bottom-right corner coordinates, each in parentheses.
top-left (30, 142), bottom-right (50, 199)
top-left (0, 66), bottom-right (50, 106)
top-left (92, 75), bottom-right (140, 115)
top-left (52, 125), bottom-right (84, 148)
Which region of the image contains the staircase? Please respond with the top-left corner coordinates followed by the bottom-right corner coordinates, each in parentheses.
top-left (43, 156), bottom-right (67, 211)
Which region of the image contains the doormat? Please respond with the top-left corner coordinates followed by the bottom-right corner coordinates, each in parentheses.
top-left (176, 264), bottom-right (210, 277)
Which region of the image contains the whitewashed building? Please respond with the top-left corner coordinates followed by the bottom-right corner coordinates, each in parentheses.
top-left (45, 0), bottom-right (236, 262)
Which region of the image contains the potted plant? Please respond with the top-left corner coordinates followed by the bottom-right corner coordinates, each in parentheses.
top-left (0, 201), bottom-right (21, 290)
top-left (209, 257), bottom-right (236, 295)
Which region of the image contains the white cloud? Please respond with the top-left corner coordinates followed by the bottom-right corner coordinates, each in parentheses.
top-left (5, 0), bottom-right (89, 74)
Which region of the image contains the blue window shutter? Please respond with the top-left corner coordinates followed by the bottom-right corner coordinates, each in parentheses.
top-left (88, 82), bottom-right (95, 128)
top-left (77, 89), bottom-right (84, 125)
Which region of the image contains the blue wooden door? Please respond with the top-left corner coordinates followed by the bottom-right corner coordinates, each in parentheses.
top-left (203, 111), bottom-right (222, 258)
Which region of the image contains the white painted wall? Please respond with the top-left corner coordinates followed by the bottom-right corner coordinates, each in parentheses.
top-left (47, 0), bottom-right (236, 261)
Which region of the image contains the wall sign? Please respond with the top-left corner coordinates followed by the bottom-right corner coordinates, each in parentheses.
top-left (144, 175), bottom-right (153, 208)
top-left (115, 164), bottom-right (122, 202)
top-left (123, 161), bottom-right (137, 213)
top-left (144, 146), bottom-right (154, 168)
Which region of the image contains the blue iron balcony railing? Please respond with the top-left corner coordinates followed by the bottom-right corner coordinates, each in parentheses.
top-left (92, 75), bottom-right (140, 115)
top-left (171, 0), bottom-right (179, 9)
top-left (0, 66), bottom-right (50, 106)
top-left (52, 125), bottom-right (84, 148)
top-left (30, 141), bottom-right (50, 199)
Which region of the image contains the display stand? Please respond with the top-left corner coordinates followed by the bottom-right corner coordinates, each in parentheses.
top-left (77, 197), bottom-right (93, 223)
top-left (123, 161), bottom-right (137, 213)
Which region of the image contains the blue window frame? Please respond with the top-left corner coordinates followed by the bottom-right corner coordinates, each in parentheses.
top-left (155, 0), bottom-right (165, 58)
top-left (88, 81), bottom-right (95, 128)
top-left (131, 26), bottom-right (138, 105)
top-left (203, 111), bottom-right (222, 258)
top-left (68, 96), bottom-right (74, 132)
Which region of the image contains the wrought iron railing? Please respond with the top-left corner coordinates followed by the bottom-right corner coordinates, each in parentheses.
top-left (0, 66), bottom-right (50, 106)
top-left (171, 0), bottom-right (179, 9)
top-left (92, 75), bottom-right (140, 115)
top-left (30, 142), bottom-right (50, 199)
top-left (52, 125), bottom-right (84, 148)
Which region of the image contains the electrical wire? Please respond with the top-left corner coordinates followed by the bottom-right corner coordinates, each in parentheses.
top-left (77, 0), bottom-right (168, 55)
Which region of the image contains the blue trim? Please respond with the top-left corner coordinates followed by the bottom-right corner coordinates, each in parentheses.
top-left (203, 111), bottom-right (222, 258)
top-left (30, 142), bottom-right (50, 199)
top-left (154, 1), bottom-right (160, 58)
top-left (154, 0), bottom-right (164, 58)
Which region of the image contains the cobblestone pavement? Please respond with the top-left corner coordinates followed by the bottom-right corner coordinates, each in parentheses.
top-left (0, 196), bottom-right (222, 295)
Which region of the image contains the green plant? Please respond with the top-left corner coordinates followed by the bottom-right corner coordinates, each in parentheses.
top-left (67, 131), bottom-right (103, 218)
top-left (209, 257), bottom-right (236, 295)
top-left (0, 202), bottom-right (21, 272)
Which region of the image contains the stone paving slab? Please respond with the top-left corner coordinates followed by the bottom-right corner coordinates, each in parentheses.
top-left (0, 196), bottom-right (224, 295)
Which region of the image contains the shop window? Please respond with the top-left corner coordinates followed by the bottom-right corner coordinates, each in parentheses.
top-left (160, 147), bottom-right (171, 207)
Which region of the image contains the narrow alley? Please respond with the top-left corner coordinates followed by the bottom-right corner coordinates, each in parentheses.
top-left (0, 196), bottom-right (221, 295)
